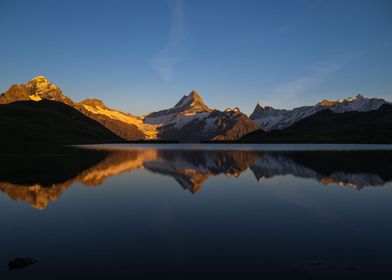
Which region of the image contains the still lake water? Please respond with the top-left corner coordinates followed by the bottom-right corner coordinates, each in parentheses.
top-left (1, 144), bottom-right (392, 279)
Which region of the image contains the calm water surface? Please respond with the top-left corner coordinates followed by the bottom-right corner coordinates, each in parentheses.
top-left (1, 144), bottom-right (392, 279)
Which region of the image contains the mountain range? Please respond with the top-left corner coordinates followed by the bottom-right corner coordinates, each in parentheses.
top-left (0, 76), bottom-right (390, 143)
top-left (250, 94), bottom-right (387, 131)
top-left (0, 76), bottom-right (260, 143)
top-left (242, 103), bottom-right (392, 143)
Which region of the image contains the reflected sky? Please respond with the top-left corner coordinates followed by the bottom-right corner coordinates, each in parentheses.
top-left (1, 145), bottom-right (392, 279)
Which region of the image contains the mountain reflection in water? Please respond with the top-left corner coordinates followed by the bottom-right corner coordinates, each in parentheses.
top-left (0, 145), bottom-right (391, 209)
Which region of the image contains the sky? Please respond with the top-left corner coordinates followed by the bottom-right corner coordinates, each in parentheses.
top-left (0, 0), bottom-right (391, 115)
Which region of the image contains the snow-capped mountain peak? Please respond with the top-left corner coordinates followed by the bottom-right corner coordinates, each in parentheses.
top-left (319, 94), bottom-right (364, 106)
top-left (316, 94), bottom-right (387, 113)
top-left (143, 90), bottom-right (259, 141)
top-left (146, 90), bottom-right (212, 122)
top-left (338, 93), bottom-right (364, 102)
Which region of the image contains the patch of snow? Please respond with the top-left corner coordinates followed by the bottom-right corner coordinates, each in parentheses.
top-left (170, 112), bottom-right (209, 129)
top-left (82, 104), bottom-right (159, 139)
top-left (204, 117), bottom-right (217, 132)
top-left (29, 95), bottom-right (41, 101)
top-left (144, 113), bottom-right (176, 125)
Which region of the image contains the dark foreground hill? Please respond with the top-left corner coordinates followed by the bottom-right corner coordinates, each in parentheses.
top-left (0, 100), bottom-right (124, 145)
top-left (240, 104), bottom-right (392, 143)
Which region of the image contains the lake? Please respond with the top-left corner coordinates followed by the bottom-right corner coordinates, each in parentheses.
top-left (1, 144), bottom-right (392, 279)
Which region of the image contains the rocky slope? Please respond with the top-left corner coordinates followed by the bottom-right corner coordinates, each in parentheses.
top-left (250, 94), bottom-right (388, 131)
top-left (77, 98), bottom-right (149, 140)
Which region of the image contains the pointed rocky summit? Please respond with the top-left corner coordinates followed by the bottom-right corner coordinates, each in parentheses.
top-left (0, 76), bottom-right (73, 105)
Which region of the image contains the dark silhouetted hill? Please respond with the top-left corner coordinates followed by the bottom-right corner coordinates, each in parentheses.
top-left (0, 100), bottom-right (124, 145)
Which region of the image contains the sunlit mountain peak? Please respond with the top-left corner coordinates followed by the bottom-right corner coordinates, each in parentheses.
top-left (174, 90), bottom-right (210, 111)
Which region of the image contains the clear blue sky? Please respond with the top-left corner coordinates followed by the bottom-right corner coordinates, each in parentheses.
top-left (0, 0), bottom-right (391, 115)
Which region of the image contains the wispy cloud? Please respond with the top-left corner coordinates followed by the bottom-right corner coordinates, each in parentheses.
top-left (150, 0), bottom-right (184, 81)
top-left (274, 62), bottom-right (341, 96)
top-left (264, 52), bottom-right (364, 108)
